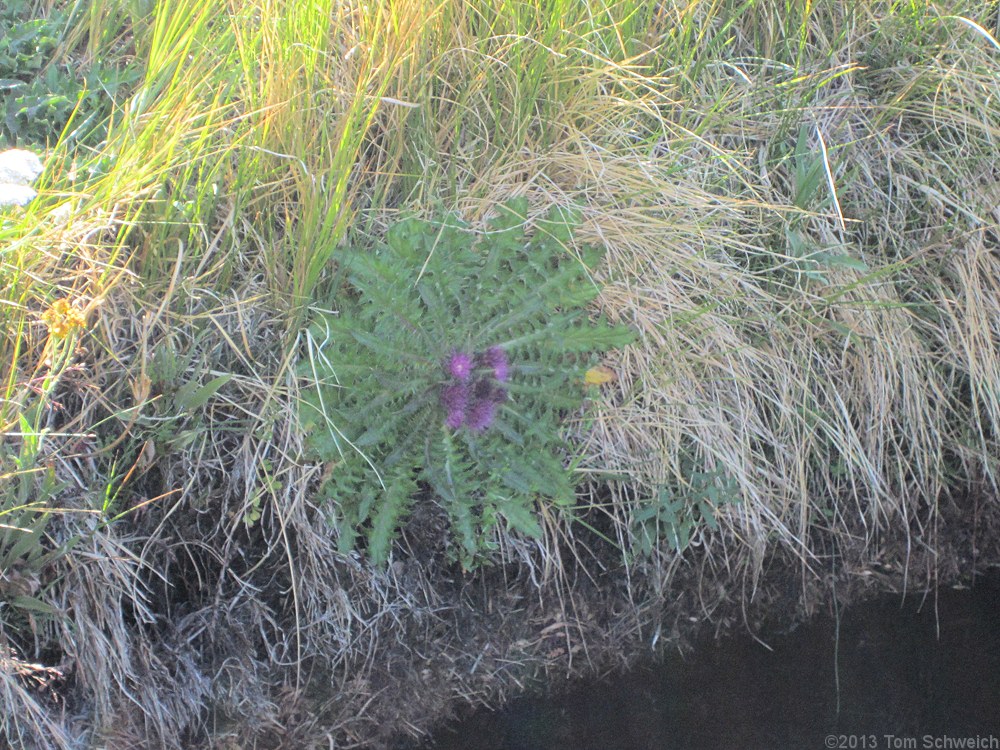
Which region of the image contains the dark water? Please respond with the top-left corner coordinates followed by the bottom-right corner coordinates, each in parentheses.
top-left (422, 574), bottom-right (1000, 750)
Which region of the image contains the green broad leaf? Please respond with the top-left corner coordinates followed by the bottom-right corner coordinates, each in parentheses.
top-left (9, 595), bottom-right (60, 616)
top-left (698, 500), bottom-right (719, 530)
top-left (174, 374), bottom-right (232, 414)
top-left (633, 522), bottom-right (654, 558)
top-left (2, 511), bottom-right (50, 568)
top-left (814, 252), bottom-right (869, 272)
top-left (36, 537), bottom-right (79, 568)
top-left (792, 124), bottom-right (828, 211)
top-left (667, 518), bottom-right (692, 552)
top-left (632, 502), bottom-right (660, 524)
top-left (785, 227), bottom-right (811, 259)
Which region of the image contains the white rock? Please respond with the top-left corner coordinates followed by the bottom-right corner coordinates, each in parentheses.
top-left (0, 149), bottom-right (44, 185)
top-left (0, 183), bottom-right (38, 207)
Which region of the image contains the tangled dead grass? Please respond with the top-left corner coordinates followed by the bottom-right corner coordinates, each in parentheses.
top-left (2, 1), bottom-right (999, 747)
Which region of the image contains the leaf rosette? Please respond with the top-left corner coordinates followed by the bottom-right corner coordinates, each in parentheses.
top-left (299, 199), bottom-right (632, 567)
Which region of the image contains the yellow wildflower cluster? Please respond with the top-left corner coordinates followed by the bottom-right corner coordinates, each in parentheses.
top-left (41, 299), bottom-right (87, 339)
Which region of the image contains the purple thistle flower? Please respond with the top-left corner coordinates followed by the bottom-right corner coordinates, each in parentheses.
top-left (440, 383), bottom-right (468, 429)
top-left (466, 397), bottom-right (497, 432)
top-left (481, 346), bottom-right (509, 382)
top-left (446, 350), bottom-right (474, 381)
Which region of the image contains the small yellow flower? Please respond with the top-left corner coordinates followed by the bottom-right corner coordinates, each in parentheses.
top-left (41, 299), bottom-right (86, 339)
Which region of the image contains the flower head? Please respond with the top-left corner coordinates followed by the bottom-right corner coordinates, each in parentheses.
top-left (445, 409), bottom-right (465, 429)
top-left (440, 383), bottom-right (469, 429)
top-left (446, 350), bottom-right (474, 381)
top-left (466, 397), bottom-right (497, 432)
top-left (480, 345), bottom-right (509, 382)
top-left (42, 299), bottom-right (86, 339)
top-left (441, 345), bottom-right (510, 431)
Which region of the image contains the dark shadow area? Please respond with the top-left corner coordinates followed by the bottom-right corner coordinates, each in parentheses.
top-left (420, 572), bottom-right (1000, 750)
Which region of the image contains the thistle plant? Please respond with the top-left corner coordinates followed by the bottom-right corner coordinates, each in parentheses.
top-left (299, 199), bottom-right (632, 567)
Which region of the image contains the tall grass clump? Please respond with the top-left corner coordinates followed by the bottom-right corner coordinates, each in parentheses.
top-left (0, 0), bottom-right (998, 747)
top-left (584, 0), bottom-right (1000, 591)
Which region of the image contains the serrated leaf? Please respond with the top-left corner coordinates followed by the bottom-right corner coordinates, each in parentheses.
top-left (553, 321), bottom-right (634, 352)
top-left (498, 500), bottom-right (542, 539)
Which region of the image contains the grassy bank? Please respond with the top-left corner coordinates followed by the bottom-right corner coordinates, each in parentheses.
top-left (2, 0), bottom-right (999, 746)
